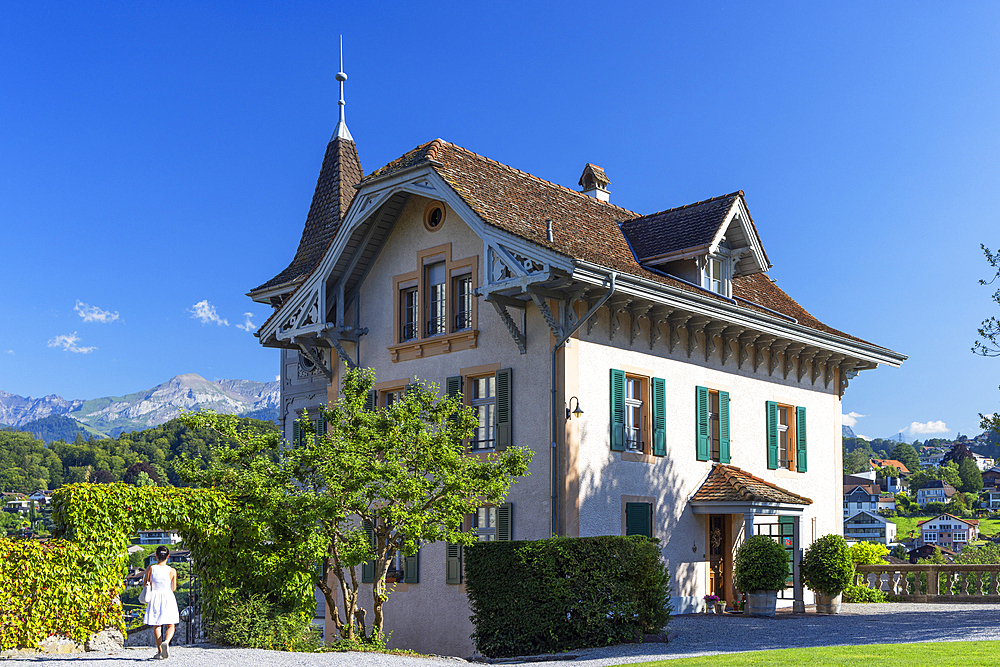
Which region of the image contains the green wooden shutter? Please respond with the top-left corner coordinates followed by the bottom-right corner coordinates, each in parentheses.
top-left (625, 502), bottom-right (652, 537)
top-left (364, 389), bottom-right (377, 412)
top-left (766, 401), bottom-right (779, 469)
top-left (610, 369), bottom-right (626, 451)
top-left (651, 377), bottom-right (666, 457)
top-left (292, 421), bottom-right (301, 449)
top-left (796, 406), bottom-right (807, 473)
top-left (403, 549), bottom-right (419, 584)
top-left (446, 543), bottom-right (462, 584)
top-left (695, 386), bottom-right (710, 461)
top-left (496, 368), bottom-right (512, 451)
top-left (719, 390), bottom-right (731, 464)
top-left (361, 522), bottom-right (375, 583)
top-left (316, 413), bottom-right (326, 438)
top-left (446, 376), bottom-right (463, 442)
top-left (497, 502), bottom-right (512, 541)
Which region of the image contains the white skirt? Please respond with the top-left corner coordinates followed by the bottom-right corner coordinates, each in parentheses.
top-left (144, 590), bottom-right (180, 626)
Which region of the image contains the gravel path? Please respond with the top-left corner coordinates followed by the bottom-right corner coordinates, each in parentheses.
top-left (4, 604), bottom-right (1000, 666)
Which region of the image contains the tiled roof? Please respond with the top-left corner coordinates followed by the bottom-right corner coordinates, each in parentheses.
top-left (843, 484), bottom-right (879, 495)
top-left (690, 464), bottom-right (813, 505)
top-left (251, 137), bottom-right (363, 295)
top-left (917, 514), bottom-right (978, 526)
top-left (870, 458), bottom-right (911, 474)
top-left (260, 137), bottom-right (892, 352)
top-left (619, 192), bottom-right (740, 261)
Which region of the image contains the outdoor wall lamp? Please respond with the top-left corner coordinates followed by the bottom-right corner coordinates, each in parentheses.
top-left (566, 397), bottom-right (584, 420)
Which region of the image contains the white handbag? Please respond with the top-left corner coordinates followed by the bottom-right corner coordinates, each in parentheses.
top-left (139, 576), bottom-right (152, 604)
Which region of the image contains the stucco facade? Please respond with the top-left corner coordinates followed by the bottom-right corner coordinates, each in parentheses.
top-left (249, 124), bottom-right (905, 656)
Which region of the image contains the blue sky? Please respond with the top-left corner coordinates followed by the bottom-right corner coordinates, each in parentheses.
top-left (1, 2), bottom-right (998, 440)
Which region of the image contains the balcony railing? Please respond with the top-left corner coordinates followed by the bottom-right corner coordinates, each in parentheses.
top-left (854, 564), bottom-right (1000, 602)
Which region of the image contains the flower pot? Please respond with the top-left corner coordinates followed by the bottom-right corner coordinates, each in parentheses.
top-left (746, 590), bottom-right (777, 617)
top-left (704, 605), bottom-right (714, 614)
top-left (815, 593), bottom-right (842, 614)
top-left (715, 602), bottom-right (726, 614)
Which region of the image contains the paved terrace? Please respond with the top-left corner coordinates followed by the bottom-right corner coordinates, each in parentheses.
top-left (4, 604), bottom-right (1000, 666)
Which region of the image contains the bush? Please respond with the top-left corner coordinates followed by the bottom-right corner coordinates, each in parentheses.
top-left (214, 594), bottom-right (321, 651)
top-left (464, 536), bottom-right (671, 658)
top-left (849, 541), bottom-right (889, 566)
top-left (924, 502), bottom-right (947, 514)
top-left (842, 583), bottom-right (887, 603)
top-left (734, 535), bottom-right (789, 593)
top-left (800, 534), bottom-right (854, 597)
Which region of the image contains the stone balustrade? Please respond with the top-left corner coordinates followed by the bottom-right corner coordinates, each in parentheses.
top-left (854, 564), bottom-right (1000, 602)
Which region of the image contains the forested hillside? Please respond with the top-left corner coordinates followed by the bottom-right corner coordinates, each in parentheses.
top-left (0, 417), bottom-right (280, 493)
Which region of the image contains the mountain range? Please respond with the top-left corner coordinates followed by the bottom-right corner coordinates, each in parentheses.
top-left (0, 374), bottom-right (279, 438)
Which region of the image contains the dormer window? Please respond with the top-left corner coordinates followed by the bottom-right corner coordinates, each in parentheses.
top-left (704, 258), bottom-right (723, 294)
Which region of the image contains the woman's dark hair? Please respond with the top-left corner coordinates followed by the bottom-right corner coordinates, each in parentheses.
top-left (155, 546), bottom-right (170, 562)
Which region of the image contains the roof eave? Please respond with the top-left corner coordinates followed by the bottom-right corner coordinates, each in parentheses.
top-left (689, 500), bottom-right (811, 514)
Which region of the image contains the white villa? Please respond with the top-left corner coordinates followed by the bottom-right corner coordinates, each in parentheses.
top-left (918, 514), bottom-right (979, 552)
top-left (248, 73), bottom-right (906, 655)
top-left (844, 510), bottom-right (896, 546)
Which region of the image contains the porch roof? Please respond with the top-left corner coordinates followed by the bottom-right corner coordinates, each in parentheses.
top-left (689, 464), bottom-right (813, 511)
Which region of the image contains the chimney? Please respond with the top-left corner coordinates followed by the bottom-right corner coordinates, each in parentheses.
top-left (578, 163), bottom-right (610, 202)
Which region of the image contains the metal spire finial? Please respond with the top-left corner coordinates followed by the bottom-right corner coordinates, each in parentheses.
top-left (332, 35), bottom-right (353, 142)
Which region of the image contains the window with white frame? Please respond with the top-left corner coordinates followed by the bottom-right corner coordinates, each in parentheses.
top-left (473, 506), bottom-right (497, 541)
top-left (925, 533), bottom-right (936, 542)
top-left (471, 376), bottom-right (496, 450)
top-left (426, 261), bottom-right (447, 336)
top-left (955, 532), bottom-right (967, 541)
top-left (454, 274), bottom-right (473, 331)
top-left (777, 406), bottom-right (789, 468)
top-left (625, 377), bottom-right (644, 452)
top-left (384, 389), bottom-right (405, 409)
top-left (704, 257), bottom-right (723, 295)
top-left (400, 286), bottom-right (419, 342)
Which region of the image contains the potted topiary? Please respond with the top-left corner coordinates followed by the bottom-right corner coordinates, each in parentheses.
top-left (733, 535), bottom-right (789, 617)
top-left (800, 534), bottom-right (854, 614)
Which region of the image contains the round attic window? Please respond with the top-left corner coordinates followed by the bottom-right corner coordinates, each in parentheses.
top-left (423, 202), bottom-right (445, 232)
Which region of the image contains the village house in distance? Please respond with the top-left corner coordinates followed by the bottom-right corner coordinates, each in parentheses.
top-left (248, 68), bottom-right (907, 655)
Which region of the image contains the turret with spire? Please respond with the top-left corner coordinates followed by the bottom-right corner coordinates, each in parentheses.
top-left (249, 36), bottom-right (363, 300)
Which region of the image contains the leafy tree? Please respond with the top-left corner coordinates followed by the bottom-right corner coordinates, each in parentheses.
top-left (292, 367), bottom-right (532, 641)
top-left (123, 462), bottom-right (161, 486)
top-left (958, 458), bottom-right (984, 495)
top-left (974, 244), bottom-right (1000, 358)
top-left (954, 543), bottom-right (1000, 565)
top-left (133, 471), bottom-right (156, 487)
top-left (917, 546), bottom-right (946, 565)
top-left (843, 448), bottom-right (871, 475)
top-left (924, 502), bottom-right (947, 514)
top-left (943, 442), bottom-right (974, 466)
top-left (890, 442), bottom-right (920, 473)
top-left (849, 541), bottom-right (889, 566)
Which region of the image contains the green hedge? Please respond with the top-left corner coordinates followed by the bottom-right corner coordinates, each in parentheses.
top-left (0, 538), bottom-right (123, 651)
top-left (464, 536), bottom-right (671, 658)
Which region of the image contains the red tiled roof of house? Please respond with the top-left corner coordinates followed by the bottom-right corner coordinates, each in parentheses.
top-left (870, 459), bottom-right (911, 474)
top-left (359, 139), bottom-right (883, 349)
top-left (916, 514), bottom-right (978, 527)
top-left (691, 464), bottom-right (813, 505)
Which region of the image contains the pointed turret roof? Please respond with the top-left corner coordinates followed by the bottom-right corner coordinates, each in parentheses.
top-left (250, 136), bottom-right (363, 297)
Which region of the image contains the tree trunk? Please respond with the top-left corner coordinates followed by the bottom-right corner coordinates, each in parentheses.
top-left (318, 557), bottom-right (344, 640)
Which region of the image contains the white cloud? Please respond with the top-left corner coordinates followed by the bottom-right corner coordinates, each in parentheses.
top-left (47, 332), bottom-right (96, 354)
top-left (855, 434), bottom-right (871, 441)
top-left (4, 349), bottom-right (12, 355)
top-left (842, 411), bottom-right (866, 428)
top-left (74, 300), bottom-right (119, 323)
top-left (906, 420), bottom-right (949, 436)
top-left (236, 312), bottom-right (256, 332)
top-left (189, 300), bottom-right (229, 326)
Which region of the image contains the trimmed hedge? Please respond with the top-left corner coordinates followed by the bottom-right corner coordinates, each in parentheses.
top-left (464, 536), bottom-right (671, 658)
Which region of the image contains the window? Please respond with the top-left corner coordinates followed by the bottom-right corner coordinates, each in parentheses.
top-left (426, 261), bottom-right (446, 336)
top-left (400, 286), bottom-right (418, 342)
top-left (611, 371), bottom-right (666, 456)
top-left (925, 533), bottom-right (936, 542)
top-left (695, 386), bottom-right (729, 463)
top-left (454, 274), bottom-right (473, 331)
top-left (474, 506), bottom-right (497, 541)
top-left (704, 257), bottom-right (723, 294)
top-left (625, 377), bottom-right (644, 451)
top-left (767, 403), bottom-right (806, 472)
top-left (383, 389), bottom-right (405, 408)
top-left (391, 244), bottom-right (479, 361)
top-left (471, 375), bottom-right (496, 450)
top-left (448, 368), bottom-right (513, 451)
top-left (777, 406), bottom-right (789, 468)
top-left (625, 502), bottom-right (652, 537)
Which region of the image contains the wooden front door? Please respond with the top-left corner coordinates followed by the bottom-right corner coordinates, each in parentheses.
top-left (708, 514), bottom-right (727, 599)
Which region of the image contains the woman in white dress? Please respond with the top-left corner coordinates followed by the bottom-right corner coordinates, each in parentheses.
top-left (142, 546), bottom-right (180, 660)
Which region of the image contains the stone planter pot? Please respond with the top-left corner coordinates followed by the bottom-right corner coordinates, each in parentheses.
top-left (715, 602), bottom-right (726, 614)
top-left (815, 593), bottom-right (842, 614)
top-left (746, 590), bottom-right (777, 617)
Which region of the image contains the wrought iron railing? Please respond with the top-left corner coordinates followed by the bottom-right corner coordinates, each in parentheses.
top-left (854, 564), bottom-right (1000, 602)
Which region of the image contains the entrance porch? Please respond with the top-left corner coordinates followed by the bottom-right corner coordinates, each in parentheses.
top-left (690, 464), bottom-right (813, 612)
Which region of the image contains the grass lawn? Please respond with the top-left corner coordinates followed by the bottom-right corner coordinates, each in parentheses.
top-left (624, 641), bottom-right (1000, 667)
top-left (890, 515), bottom-right (1000, 540)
